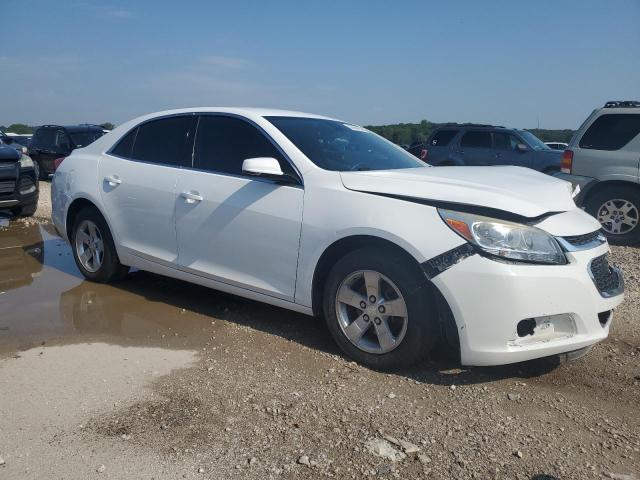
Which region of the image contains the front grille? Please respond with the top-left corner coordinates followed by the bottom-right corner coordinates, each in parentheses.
top-left (0, 180), bottom-right (16, 194)
top-left (589, 254), bottom-right (618, 293)
top-left (563, 230), bottom-right (604, 247)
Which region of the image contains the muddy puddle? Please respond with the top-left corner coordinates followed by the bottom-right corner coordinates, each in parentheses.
top-left (0, 220), bottom-right (327, 357)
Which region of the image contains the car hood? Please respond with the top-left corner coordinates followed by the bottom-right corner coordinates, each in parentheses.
top-left (339, 166), bottom-right (575, 219)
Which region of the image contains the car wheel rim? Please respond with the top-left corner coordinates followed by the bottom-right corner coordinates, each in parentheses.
top-left (335, 270), bottom-right (408, 355)
top-left (75, 220), bottom-right (104, 273)
top-left (597, 199), bottom-right (639, 235)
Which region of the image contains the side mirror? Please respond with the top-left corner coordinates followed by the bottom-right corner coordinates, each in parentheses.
top-left (516, 143), bottom-right (528, 152)
top-left (242, 157), bottom-right (284, 177)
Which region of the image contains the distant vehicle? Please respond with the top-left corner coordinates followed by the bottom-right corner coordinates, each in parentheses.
top-left (0, 131), bottom-right (29, 155)
top-left (556, 101), bottom-right (640, 245)
top-left (52, 107), bottom-right (623, 369)
top-left (0, 145), bottom-right (39, 217)
top-left (29, 124), bottom-right (104, 179)
top-left (545, 142), bottom-right (568, 151)
top-left (416, 124), bottom-right (562, 174)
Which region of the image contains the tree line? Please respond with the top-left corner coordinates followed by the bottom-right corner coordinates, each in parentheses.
top-left (364, 120), bottom-right (575, 146)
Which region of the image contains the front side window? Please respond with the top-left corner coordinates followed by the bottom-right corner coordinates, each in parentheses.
top-left (460, 131), bottom-right (492, 149)
top-left (493, 132), bottom-right (522, 150)
top-left (130, 115), bottom-right (196, 166)
top-left (579, 114), bottom-right (640, 151)
top-left (520, 131), bottom-right (550, 151)
top-left (193, 115), bottom-right (296, 177)
top-left (266, 117), bottom-right (425, 172)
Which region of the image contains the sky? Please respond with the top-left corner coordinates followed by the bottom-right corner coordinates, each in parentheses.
top-left (1, 0), bottom-right (639, 130)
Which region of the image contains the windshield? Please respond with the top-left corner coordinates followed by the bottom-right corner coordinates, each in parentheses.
top-left (520, 131), bottom-right (551, 151)
top-left (69, 131), bottom-right (104, 148)
top-left (266, 117), bottom-right (426, 171)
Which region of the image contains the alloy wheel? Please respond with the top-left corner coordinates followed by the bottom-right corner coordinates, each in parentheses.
top-left (335, 270), bottom-right (408, 354)
top-left (75, 219), bottom-right (105, 273)
top-left (597, 199), bottom-right (639, 235)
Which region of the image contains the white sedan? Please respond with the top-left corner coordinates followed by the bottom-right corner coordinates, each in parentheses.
top-left (51, 108), bottom-right (624, 369)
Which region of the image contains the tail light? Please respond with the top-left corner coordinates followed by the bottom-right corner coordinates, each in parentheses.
top-left (53, 157), bottom-right (66, 171)
top-left (420, 148), bottom-right (428, 160)
top-left (560, 150), bottom-right (573, 174)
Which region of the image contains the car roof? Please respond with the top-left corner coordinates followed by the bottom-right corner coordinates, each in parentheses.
top-left (39, 124), bottom-right (104, 132)
top-left (129, 107), bottom-right (339, 121)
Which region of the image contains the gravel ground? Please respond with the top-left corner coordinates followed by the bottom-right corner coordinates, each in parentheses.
top-left (0, 181), bottom-right (638, 480)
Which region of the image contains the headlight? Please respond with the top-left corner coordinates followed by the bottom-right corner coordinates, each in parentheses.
top-left (438, 209), bottom-right (566, 265)
top-left (19, 155), bottom-right (34, 168)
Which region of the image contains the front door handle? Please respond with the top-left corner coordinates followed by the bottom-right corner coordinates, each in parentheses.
top-left (104, 175), bottom-right (121, 186)
top-left (180, 191), bottom-right (203, 204)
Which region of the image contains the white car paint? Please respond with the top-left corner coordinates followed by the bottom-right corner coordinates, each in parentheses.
top-left (51, 107), bottom-right (624, 366)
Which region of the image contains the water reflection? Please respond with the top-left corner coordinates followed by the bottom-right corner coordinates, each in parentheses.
top-left (0, 221), bottom-right (44, 292)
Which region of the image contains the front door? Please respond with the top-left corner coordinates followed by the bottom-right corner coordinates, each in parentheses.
top-left (175, 115), bottom-right (303, 301)
top-left (98, 114), bottom-right (196, 265)
top-left (492, 132), bottom-right (531, 167)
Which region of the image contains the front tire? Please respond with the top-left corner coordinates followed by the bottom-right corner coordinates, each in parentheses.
top-left (71, 207), bottom-right (129, 282)
top-left (323, 248), bottom-right (438, 370)
top-left (585, 186), bottom-right (640, 246)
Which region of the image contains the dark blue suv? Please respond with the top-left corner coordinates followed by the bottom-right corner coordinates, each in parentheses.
top-left (416, 124), bottom-right (562, 174)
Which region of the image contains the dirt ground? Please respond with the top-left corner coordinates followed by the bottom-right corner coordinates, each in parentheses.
top-left (0, 182), bottom-right (638, 480)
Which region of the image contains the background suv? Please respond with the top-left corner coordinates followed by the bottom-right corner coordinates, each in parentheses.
top-left (29, 124), bottom-right (104, 179)
top-left (557, 101), bottom-right (640, 245)
top-left (415, 124), bottom-right (562, 173)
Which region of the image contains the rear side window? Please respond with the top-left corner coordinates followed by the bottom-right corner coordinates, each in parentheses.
top-left (461, 131), bottom-right (492, 148)
top-left (69, 130), bottom-right (103, 148)
top-left (579, 114), bottom-right (640, 151)
top-left (111, 128), bottom-right (137, 158)
top-left (130, 115), bottom-right (196, 166)
top-left (193, 115), bottom-right (296, 177)
top-left (429, 129), bottom-right (457, 146)
top-left (31, 127), bottom-right (56, 148)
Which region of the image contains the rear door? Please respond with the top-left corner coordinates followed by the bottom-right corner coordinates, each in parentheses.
top-left (457, 130), bottom-right (493, 165)
top-left (98, 114), bottom-right (197, 265)
top-left (175, 114), bottom-right (304, 300)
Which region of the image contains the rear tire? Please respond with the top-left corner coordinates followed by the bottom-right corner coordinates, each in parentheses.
top-left (71, 206), bottom-right (129, 282)
top-left (323, 248), bottom-right (438, 370)
top-left (585, 186), bottom-right (640, 246)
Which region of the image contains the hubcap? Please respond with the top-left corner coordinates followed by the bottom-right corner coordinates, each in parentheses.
top-left (75, 220), bottom-right (104, 273)
top-left (597, 199), bottom-right (639, 235)
top-left (335, 270), bottom-right (408, 355)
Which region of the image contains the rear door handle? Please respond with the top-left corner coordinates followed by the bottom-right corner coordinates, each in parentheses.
top-left (180, 191), bottom-right (203, 204)
top-left (104, 175), bottom-right (121, 186)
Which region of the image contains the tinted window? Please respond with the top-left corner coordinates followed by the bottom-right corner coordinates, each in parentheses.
top-left (430, 129), bottom-right (457, 146)
top-left (267, 116), bottom-right (424, 172)
top-left (131, 115), bottom-right (196, 166)
top-left (111, 128), bottom-right (137, 158)
top-left (460, 131), bottom-right (491, 148)
top-left (194, 115), bottom-right (296, 177)
top-left (579, 114), bottom-right (640, 151)
top-left (31, 127), bottom-right (57, 148)
top-left (69, 130), bottom-right (103, 148)
top-left (493, 132), bottom-right (521, 150)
